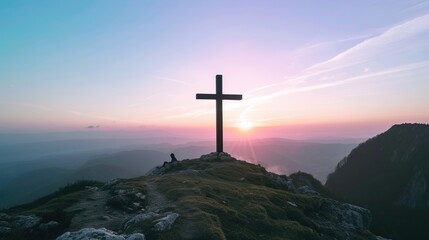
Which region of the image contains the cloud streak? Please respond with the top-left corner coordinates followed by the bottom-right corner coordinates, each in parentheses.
top-left (243, 13), bottom-right (429, 102)
top-left (154, 76), bottom-right (191, 87)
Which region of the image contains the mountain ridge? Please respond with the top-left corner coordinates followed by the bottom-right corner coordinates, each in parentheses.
top-left (0, 152), bottom-right (382, 240)
top-left (325, 123), bottom-right (429, 239)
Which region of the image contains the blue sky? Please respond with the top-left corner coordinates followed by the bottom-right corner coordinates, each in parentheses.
top-left (1, 0), bottom-right (429, 138)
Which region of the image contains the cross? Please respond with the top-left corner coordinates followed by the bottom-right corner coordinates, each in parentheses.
top-left (196, 74), bottom-right (242, 153)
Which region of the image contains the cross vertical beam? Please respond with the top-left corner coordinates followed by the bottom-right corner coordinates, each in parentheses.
top-left (196, 74), bottom-right (242, 153)
top-left (216, 75), bottom-right (223, 153)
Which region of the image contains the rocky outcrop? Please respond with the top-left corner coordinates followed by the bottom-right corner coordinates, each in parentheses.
top-left (294, 186), bottom-right (373, 239)
top-left (56, 228), bottom-right (145, 240)
top-left (153, 213), bottom-right (179, 232)
top-left (124, 212), bottom-right (159, 230)
top-left (296, 185), bottom-right (320, 195)
top-left (200, 152), bottom-right (237, 161)
top-left (0, 213), bottom-right (59, 239)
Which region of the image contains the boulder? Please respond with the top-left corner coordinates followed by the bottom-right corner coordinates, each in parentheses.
top-left (153, 213), bottom-right (179, 232)
top-left (124, 212), bottom-right (159, 230)
top-left (200, 152), bottom-right (236, 161)
top-left (39, 220), bottom-right (59, 230)
top-left (56, 227), bottom-right (145, 240)
top-left (341, 203), bottom-right (371, 229)
top-left (296, 185), bottom-right (320, 195)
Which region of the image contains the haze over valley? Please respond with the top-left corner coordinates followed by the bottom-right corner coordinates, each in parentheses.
top-left (0, 132), bottom-right (358, 209)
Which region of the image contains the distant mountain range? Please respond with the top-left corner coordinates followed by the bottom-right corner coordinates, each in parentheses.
top-left (0, 150), bottom-right (168, 209)
top-left (0, 138), bottom-right (357, 209)
top-left (326, 123), bottom-right (429, 240)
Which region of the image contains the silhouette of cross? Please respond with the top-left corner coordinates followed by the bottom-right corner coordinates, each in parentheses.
top-left (196, 75), bottom-right (242, 153)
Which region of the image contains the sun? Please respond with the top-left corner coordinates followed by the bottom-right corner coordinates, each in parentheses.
top-left (238, 120), bottom-right (254, 131)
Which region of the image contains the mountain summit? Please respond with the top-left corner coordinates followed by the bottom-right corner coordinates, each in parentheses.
top-left (1, 152), bottom-right (381, 240)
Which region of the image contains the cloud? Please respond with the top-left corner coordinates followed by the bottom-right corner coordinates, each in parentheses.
top-left (243, 13), bottom-right (429, 101)
top-left (307, 13), bottom-right (429, 71)
top-left (68, 110), bottom-right (84, 116)
top-left (154, 76), bottom-right (191, 87)
top-left (406, 1), bottom-right (429, 11)
top-left (11, 102), bottom-right (52, 111)
top-left (127, 95), bottom-right (155, 108)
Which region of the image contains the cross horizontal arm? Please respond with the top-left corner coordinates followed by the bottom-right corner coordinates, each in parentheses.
top-left (222, 94), bottom-right (242, 100)
top-left (196, 93), bottom-right (217, 99)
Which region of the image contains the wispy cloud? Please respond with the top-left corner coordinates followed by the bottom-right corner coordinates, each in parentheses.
top-left (307, 13), bottom-right (429, 71)
top-left (68, 110), bottom-right (85, 116)
top-left (154, 76), bottom-right (191, 87)
top-left (406, 1), bottom-right (429, 11)
top-left (297, 34), bottom-right (373, 52)
top-left (127, 95), bottom-right (155, 108)
top-left (243, 13), bottom-right (429, 100)
top-left (11, 102), bottom-right (52, 111)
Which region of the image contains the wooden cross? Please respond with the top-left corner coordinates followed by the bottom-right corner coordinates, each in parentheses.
top-left (196, 75), bottom-right (242, 153)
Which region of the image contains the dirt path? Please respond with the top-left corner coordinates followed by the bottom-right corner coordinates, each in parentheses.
top-left (145, 180), bottom-right (174, 212)
top-left (65, 188), bottom-right (129, 232)
top-left (62, 180), bottom-right (175, 233)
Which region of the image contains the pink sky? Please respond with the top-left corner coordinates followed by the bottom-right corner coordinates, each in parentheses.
top-left (1, 1), bottom-right (429, 139)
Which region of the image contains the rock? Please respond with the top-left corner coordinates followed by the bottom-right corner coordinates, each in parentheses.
top-left (341, 203), bottom-right (371, 229)
top-left (296, 185), bottom-right (320, 195)
top-left (135, 193), bottom-right (146, 200)
top-left (376, 236), bottom-right (391, 240)
top-left (0, 226), bottom-right (12, 234)
top-left (103, 178), bottom-right (121, 189)
top-left (303, 197), bottom-right (374, 239)
top-left (117, 189), bottom-right (127, 195)
top-left (153, 213), bottom-right (179, 232)
top-left (15, 215), bottom-right (42, 229)
top-left (265, 172), bottom-right (294, 190)
top-left (0, 213), bottom-right (11, 221)
top-left (200, 152), bottom-right (236, 161)
top-left (127, 233), bottom-right (145, 240)
top-left (85, 186), bottom-right (99, 192)
top-left (56, 227), bottom-right (145, 240)
top-left (124, 212), bottom-right (159, 230)
top-left (39, 221), bottom-right (59, 230)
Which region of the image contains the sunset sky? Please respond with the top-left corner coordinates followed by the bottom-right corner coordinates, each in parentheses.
top-left (1, 1), bottom-right (429, 139)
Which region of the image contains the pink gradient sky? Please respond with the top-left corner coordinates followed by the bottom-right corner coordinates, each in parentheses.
top-left (1, 1), bottom-right (429, 140)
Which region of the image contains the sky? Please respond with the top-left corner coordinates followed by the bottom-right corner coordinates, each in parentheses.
top-left (1, 0), bottom-right (429, 139)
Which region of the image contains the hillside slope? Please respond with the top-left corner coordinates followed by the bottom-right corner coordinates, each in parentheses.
top-left (0, 150), bottom-right (167, 209)
top-left (325, 123), bottom-right (429, 239)
top-left (0, 153), bottom-right (380, 240)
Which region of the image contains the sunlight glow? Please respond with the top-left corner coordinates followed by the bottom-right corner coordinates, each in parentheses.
top-left (238, 120), bottom-right (254, 131)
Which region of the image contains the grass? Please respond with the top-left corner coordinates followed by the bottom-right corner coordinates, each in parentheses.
top-left (106, 177), bottom-right (148, 212)
top-left (147, 159), bottom-right (322, 240)
top-left (4, 180), bottom-right (102, 240)
top-left (7, 180), bottom-right (102, 214)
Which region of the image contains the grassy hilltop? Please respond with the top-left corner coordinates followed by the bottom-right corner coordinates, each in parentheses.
top-left (1, 153), bottom-right (377, 240)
